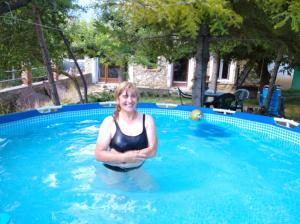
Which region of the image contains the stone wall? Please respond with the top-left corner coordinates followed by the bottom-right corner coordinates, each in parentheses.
top-left (0, 73), bottom-right (92, 112)
top-left (131, 57), bottom-right (169, 89)
top-left (215, 83), bottom-right (235, 93)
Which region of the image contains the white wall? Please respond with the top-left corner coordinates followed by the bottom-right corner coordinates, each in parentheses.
top-left (167, 63), bottom-right (173, 88)
top-left (128, 64), bottom-right (134, 82)
top-left (187, 58), bottom-right (196, 89)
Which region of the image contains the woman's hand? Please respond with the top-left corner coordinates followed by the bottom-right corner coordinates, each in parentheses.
top-left (120, 150), bottom-right (148, 163)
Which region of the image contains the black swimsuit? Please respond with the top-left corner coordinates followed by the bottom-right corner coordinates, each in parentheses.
top-left (104, 114), bottom-right (148, 172)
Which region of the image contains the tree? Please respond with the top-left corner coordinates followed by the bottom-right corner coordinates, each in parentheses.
top-left (209, 0), bottom-right (276, 90)
top-left (0, 4), bottom-right (43, 69)
top-left (0, 0), bottom-right (70, 67)
top-left (253, 0), bottom-right (300, 114)
top-left (0, 0), bottom-right (79, 105)
top-left (67, 10), bottom-right (135, 83)
top-left (32, 2), bottom-right (60, 105)
top-left (0, 0), bottom-right (31, 14)
top-left (96, 0), bottom-right (242, 106)
top-left (207, 0), bottom-right (300, 115)
top-left (49, 0), bottom-right (88, 103)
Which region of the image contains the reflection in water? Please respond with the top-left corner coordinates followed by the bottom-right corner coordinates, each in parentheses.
top-left (0, 138), bottom-right (8, 149)
top-left (192, 123), bottom-right (232, 139)
top-left (96, 165), bottom-right (158, 192)
top-left (61, 192), bottom-right (157, 224)
top-left (56, 165), bottom-right (159, 223)
top-left (73, 125), bottom-right (99, 134)
top-left (42, 173), bottom-right (58, 188)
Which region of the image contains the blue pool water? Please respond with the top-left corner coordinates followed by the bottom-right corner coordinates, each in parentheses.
top-left (0, 107), bottom-right (300, 223)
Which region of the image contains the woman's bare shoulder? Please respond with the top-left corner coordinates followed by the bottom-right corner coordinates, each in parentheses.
top-left (101, 116), bottom-right (115, 127)
top-left (144, 113), bottom-right (154, 119)
top-left (144, 114), bottom-right (155, 126)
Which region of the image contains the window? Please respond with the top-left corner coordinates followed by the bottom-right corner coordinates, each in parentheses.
top-left (219, 59), bottom-right (229, 80)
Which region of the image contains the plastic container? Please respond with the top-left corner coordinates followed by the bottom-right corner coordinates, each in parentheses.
top-left (259, 85), bottom-right (281, 115)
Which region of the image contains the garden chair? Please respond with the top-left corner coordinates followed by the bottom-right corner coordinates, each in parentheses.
top-left (234, 89), bottom-right (250, 111)
top-left (204, 93), bottom-right (237, 110)
top-left (177, 87), bottom-right (192, 105)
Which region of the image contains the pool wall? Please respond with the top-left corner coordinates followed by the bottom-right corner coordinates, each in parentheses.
top-left (0, 102), bottom-right (299, 145)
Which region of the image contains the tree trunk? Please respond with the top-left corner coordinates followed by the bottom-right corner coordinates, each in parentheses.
top-left (235, 60), bottom-right (254, 88)
top-left (210, 51), bottom-right (220, 93)
top-left (258, 59), bottom-right (271, 90)
top-left (263, 49), bottom-right (283, 113)
top-left (32, 3), bottom-right (60, 105)
top-left (48, 0), bottom-right (88, 103)
top-left (59, 70), bottom-right (84, 103)
top-left (59, 31), bottom-right (88, 103)
top-left (234, 64), bottom-right (240, 88)
top-left (192, 23), bottom-right (210, 106)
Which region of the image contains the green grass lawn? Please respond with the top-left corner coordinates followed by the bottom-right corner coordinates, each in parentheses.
top-left (243, 98), bottom-right (300, 121)
top-left (284, 98), bottom-right (300, 121)
top-left (140, 95), bottom-right (188, 104)
top-left (281, 90), bottom-right (300, 121)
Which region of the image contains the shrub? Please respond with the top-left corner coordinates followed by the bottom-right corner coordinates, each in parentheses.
top-left (0, 100), bottom-right (21, 114)
top-left (88, 91), bottom-right (114, 102)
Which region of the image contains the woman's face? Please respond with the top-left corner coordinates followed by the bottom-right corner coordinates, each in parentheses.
top-left (118, 88), bottom-right (138, 112)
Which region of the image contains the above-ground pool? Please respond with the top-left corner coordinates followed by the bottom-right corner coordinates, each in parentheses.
top-left (0, 103), bottom-right (300, 224)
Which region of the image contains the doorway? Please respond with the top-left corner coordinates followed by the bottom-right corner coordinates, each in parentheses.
top-left (100, 64), bottom-right (120, 83)
top-left (173, 58), bottom-right (189, 86)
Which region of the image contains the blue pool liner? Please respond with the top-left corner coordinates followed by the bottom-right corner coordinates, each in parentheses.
top-left (0, 213), bottom-right (10, 224)
top-left (0, 102), bottom-right (299, 135)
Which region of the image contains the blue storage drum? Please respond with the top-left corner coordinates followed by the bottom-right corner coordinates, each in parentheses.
top-left (259, 85), bottom-right (281, 115)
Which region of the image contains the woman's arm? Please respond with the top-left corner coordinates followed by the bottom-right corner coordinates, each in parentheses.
top-left (140, 114), bottom-right (158, 158)
top-left (95, 116), bottom-right (122, 162)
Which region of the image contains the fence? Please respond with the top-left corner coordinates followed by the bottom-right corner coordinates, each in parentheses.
top-left (0, 73), bottom-right (93, 114)
top-left (0, 67), bottom-right (49, 89)
top-left (0, 59), bottom-right (86, 90)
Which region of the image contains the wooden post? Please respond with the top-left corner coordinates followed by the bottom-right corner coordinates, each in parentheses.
top-left (21, 67), bottom-right (32, 86)
top-left (104, 64), bottom-right (108, 83)
top-left (52, 63), bottom-right (60, 81)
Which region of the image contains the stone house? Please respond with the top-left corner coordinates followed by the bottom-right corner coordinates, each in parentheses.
top-left (86, 56), bottom-right (293, 94)
top-left (127, 56), bottom-right (239, 92)
top-left (84, 56), bottom-right (251, 92)
top-left (127, 57), bottom-right (293, 92)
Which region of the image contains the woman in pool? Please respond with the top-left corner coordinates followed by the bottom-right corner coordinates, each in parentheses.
top-left (95, 81), bottom-right (158, 172)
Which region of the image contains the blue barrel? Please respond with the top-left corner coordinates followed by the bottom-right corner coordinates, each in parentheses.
top-left (260, 85), bottom-right (281, 115)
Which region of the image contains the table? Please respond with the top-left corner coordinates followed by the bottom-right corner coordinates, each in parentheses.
top-left (204, 91), bottom-right (223, 103)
